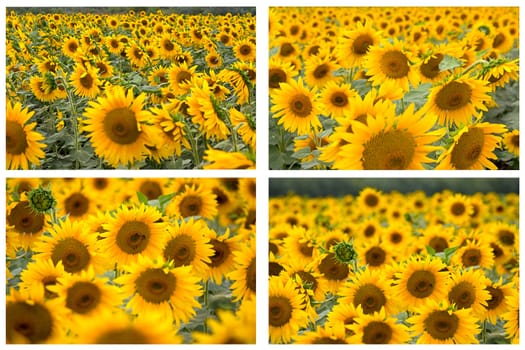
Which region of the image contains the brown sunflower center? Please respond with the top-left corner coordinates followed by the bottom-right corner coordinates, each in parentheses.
top-left (354, 283), bottom-right (386, 314)
top-left (280, 43), bottom-right (295, 57)
top-left (8, 201), bottom-right (45, 234)
top-left (80, 72), bottom-right (94, 89)
top-left (179, 195), bottom-right (202, 217)
top-left (450, 202), bottom-right (466, 216)
top-left (66, 281), bottom-right (101, 314)
top-left (380, 50), bottom-right (409, 79)
top-left (485, 286), bottom-right (504, 310)
top-left (424, 310), bottom-right (459, 340)
top-left (163, 234), bottom-right (196, 266)
top-left (239, 44), bottom-right (252, 55)
top-left (461, 248), bottom-right (481, 267)
top-left (269, 296), bottom-right (292, 327)
top-left (318, 253), bottom-right (349, 281)
top-left (448, 281), bottom-right (476, 309)
top-left (135, 268), bottom-right (176, 304)
top-left (450, 127), bottom-right (484, 169)
top-left (69, 41), bottom-right (79, 51)
top-left (362, 130), bottom-right (416, 170)
top-left (353, 34), bottom-right (374, 55)
top-left (207, 239), bottom-right (231, 267)
top-left (163, 39), bottom-right (174, 51)
top-left (298, 241), bottom-right (313, 257)
top-left (364, 224), bottom-right (376, 237)
top-left (492, 33), bottom-right (505, 48)
top-left (498, 229), bottom-right (515, 246)
top-left (6, 120), bottom-right (28, 155)
top-left (96, 328), bottom-right (150, 344)
top-left (176, 71), bottom-right (192, 85)
top-left (212, 188), bottom-right (229, 206)
top-left (269, 261), bottom-right (284, 276)
top-left (511, 134), bottom-right (519, 148)
top-left (289, 94), bottom-right (313, 118)
top-left (490, 242), bottom-right (504, 259)
top-left (6, 301), bottom-right (53, 343)
top-left (246, 258), bottom-right (256, 293)
top-left (139, 181), bottom-right (162, 200)
top-left (331, 91), bottom-right (349, 107)
top-left (364, 194), bottom-right (379, 207)
top-left (93, 178), bottom-right (108, 190)
top-left (313, 337), bottom-right (347, 344)
top-left (420, 53), bottom-right (444, 79)
top-left (365, 246), bottom-right (386, 267)
top-left (435, 81), bottom-right (472, 111)
top-left (429, 236), bottom-right (448, 253)
top-left (269, 68), bottom-right (287, 88)
top-left (313, 63), bottom-right (330, 79)
top-left (103, 107), bottom-right (140, 145)
top-left (407, 270), bottom-right (435, 298)
top-left (51, 237), bottom-right (91, 273)
top-left (116, 220), bottom-right (150, 254)
top-left (362, 321), bottom-right (392, 344)
top-left (390, 232), bottom-right (403, 244)
top-left (65, 192), bottom-right (89, 217)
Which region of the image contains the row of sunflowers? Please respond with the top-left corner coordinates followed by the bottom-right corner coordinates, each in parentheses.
top-left (6, 177), bottom-right (256, 343)
top-left (6, 8), bottom-right (256, 169)
top-left (269, 7), bottom-right (519, 169)
top-left (269, 187), bottom-right (519, 343)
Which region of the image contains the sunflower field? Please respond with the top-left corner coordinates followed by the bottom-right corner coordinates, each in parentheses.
top-left (269, 7), bottom-right (519, 170)
top-left (269, 185), bottom-right (519, 344)
top-left (6, 8), bottom-right (256, 169)
top-left (6, 177), bottom-right (256, 344)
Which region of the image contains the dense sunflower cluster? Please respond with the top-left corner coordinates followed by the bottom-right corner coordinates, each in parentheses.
top-left (6, 177), bottom-right (256, 344)
top-left (269, 188), bottom-right (519, 344)
top-left (269, 7), bottom-right (519, 169)
top-left (6, 8), bottom-right (256, 169)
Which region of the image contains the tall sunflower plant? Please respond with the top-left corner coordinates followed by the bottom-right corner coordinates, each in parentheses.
top-left (269, 7), bottom-right (519, 170)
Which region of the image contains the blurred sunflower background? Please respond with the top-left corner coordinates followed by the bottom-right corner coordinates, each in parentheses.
top-left (6, 7), bottom-right (256, 169)
top-left (6, 177), bottom-right (256, 344)
top-left (269, 7), bottom-right (519, 170)
top-left (269, 178), bottom-right (518, 344)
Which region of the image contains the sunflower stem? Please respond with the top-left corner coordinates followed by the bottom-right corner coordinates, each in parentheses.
top-left (61, 75), bottom-right (81, 169)
top-left (203, 280), bottom-right (209, 333)
top-left (481, 319), bottom-right (487, 343)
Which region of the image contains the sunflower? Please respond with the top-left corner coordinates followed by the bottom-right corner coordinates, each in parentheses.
top-left (348, 306), bottom-right (411, 344)
top-left (168, 62), bottom-right (197, 96)
top-left (228, 240), bottom-right (256, 302)
top-left (269, 56), bottom-right (297, 89)
top-left (363, 38), bottom-right (420, 92)
top-left (408, 300), bottom-right (480, 344)
top-left (233, 38), bottom-right (256, 62)
top-left (270, 77), bottom-right (321, 135)
top-left (149, 105), bottom-right (191, 158)
top-left (480, 59), bottom-right (519, 91)
top-left (6, 199), bottom-right (48, 256)
top-left (83, 85), bottom-right (159, 167)
top-left (446, 268), bottom-right (491, 317)
top-left (126, 43), bottom-right (146, 68)
top-left (316, 252), bottom-right (351, 293)
top-left (355, 238), bottom-right (393, 270)
top-left (421, 76), bottom-right (492, 126)
top-left (116, 255), bottom-right (202, 326)
top-left (393, 255), bottom-right (449, 311)
top-left (230, 108), bottom-right (256, 150)
top-left (503, 129), bottom-right (519, 156)
top-left (162, 218), bottom-right (214, 279)
top-left (158, 33), bottom-right (181, 59)
top-left (333, 104), bottom-right (445, 169)
top-left (326, 302), bottom-right (360, 338)
top-left (450, 239), bottom-right (495, 269)
top-left (166, 183), bottom-right (218, 219)
top-left (436, 122), bottom-right (507, 170)
top-left (29, 75), bottom-right (56, 102)
top-left (32, 217), bottom-right (102, 274)
top-left (440, 193), bottom-right (474, 225)
top-left (205, 50), bottom-right (223, 69)
top-left (75, 309), bottom-right (181, 344)
top-left (63, 36), bottom-right (80, 57)
top-left (502, 288), bottom-right (519, 344)
top-left (19, 259), bottom-right (66, 300)
top-left (204, 231), bottom-right (241, 283)
top-left (186, 80), bottom-right (230, 140)
top-left (47, 266), bottom-right (121, 322)
top-left (100, 203), bottom-right (167, 267)
top-left (6, 288), bottom-right (65, 344)
top-left (269, 275), bottom-right (310, 344)
top-left (337, 20), bottom-right (381, 69)
top-left (69, 63), bottom-right (101, 98)
top-left (303, 55), bottom-right (340, 89)
top-left (319, 81), bottom-right (357, 119)
top-left (6, 101), bottom-right (46, 169)
top-left (203, 149), bottom-right (255, 169)
top-left (295, 324), bottom-right (348, 344)
top-left (419, 225), bottom-right (454, 253)
top-left (54, 180), bottom-right (98, 221)
top-left (481, 278), bottom-right (514, 323)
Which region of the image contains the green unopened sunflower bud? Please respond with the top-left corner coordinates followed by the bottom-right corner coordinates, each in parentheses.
top-left (27, 186), bottom-right (56, 214)
top-left (333, 241), bottom-right (357, 265)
